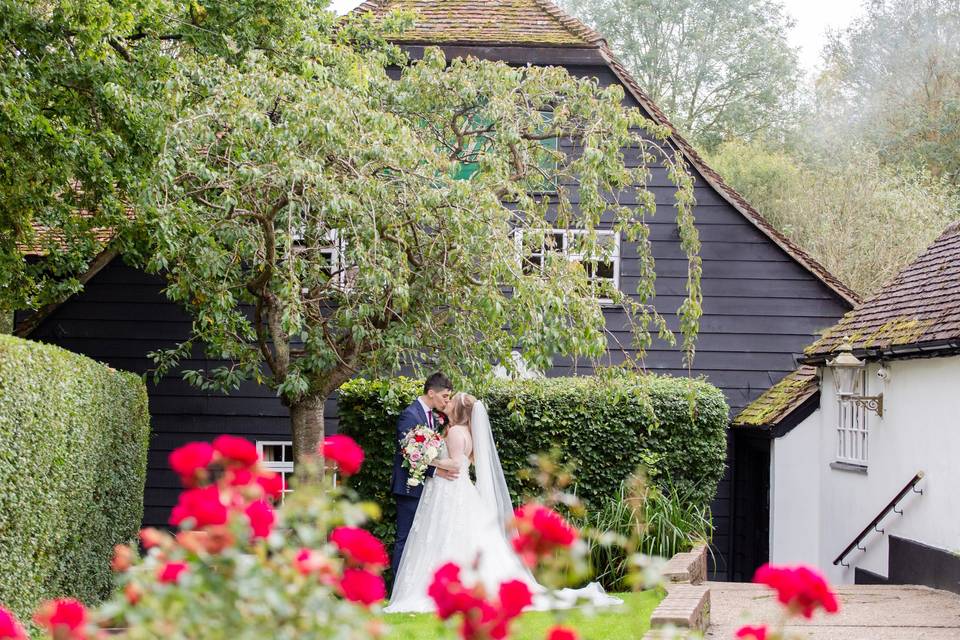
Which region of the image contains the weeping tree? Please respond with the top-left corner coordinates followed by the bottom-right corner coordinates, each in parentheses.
top-left (147, 6), bottom-right (702, 460)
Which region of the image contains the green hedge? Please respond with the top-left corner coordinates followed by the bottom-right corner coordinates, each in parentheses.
top-left (338, 374), bottom-right (728, 553)
top-left (0, 335), bottom-right (150, 620)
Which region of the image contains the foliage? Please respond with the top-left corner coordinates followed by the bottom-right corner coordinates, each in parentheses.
top-left (0, 0), bottom-right (165, 314)
top-left (562, 0), bottom-right (803, 150)
top-left (572, 474), bottom-right (711, 590)
top-left (338, 374), bottom-right (728, 566)
top-left (709, 140), bottom-right (960, 295)
top-left (815, 0), bottom-right (960, 186)
top-left (0, 335), bottom-right (150, 621)
top-left (142, 0), bottom-right (702, 460)
top-left (383, 589), bottom-right (663, 640)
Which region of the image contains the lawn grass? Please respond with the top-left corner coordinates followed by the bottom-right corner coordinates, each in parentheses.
top-left (383, 590), bottom-right (665, 640)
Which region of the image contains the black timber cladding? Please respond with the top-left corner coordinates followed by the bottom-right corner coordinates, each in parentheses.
top-left (19, 58), bottom-right (851, 580)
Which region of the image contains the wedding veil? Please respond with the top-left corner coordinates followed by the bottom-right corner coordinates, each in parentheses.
top-left (471, 400), bottom-right (515, 537)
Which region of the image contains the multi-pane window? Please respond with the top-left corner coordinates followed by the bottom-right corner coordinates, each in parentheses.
top-left (836, 370), bottom-right (869, 466)
top-left (257, 441), bottom-right (294, 503)
top-left (517, 229), bottom-right (620, 301)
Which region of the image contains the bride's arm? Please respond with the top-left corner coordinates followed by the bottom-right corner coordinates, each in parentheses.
top-left (430, 428), bottom-right (468, 471)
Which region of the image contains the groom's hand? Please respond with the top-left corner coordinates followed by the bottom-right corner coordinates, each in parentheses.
top-left (435, 468), bottom-right (460, 480)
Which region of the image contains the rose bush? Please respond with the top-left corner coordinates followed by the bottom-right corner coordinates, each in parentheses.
top-left (0, 436), bottom-right (664, 640)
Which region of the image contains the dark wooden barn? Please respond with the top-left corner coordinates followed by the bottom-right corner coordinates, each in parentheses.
top-left (15, 0), bottom-right (856, 580)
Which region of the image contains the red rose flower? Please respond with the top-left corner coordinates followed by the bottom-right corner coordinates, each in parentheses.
top-left (427, 562), bottom-right (530, 640)
top-left (546, 626), bottom-right (579, 640)
top-left (294, 548), bottom-right (336, 584)
top-left (339, 568), bottom-right (386, 606)
top-left (257, 471), bottom-right (284, 500)
top-left (0, 606), bottom-right (27, 640)
top-left (754, 564), bottom-right (839, 618)
top-left (169, 485), bottom-right (228, 529)
top-left (213, 435), bottom-right (259, 467)
top-left (245, 500), bottom-right (276, 539)
top-left (111, 544), bottom-right (134, 572)
top-left (33, 599), bottom-right (88, 640)
top-left (227, 468), bottom-right (254, 487)
top-left (157, 562), bottom-right (189, 584)
top-left (321, 435), bottom-right (365, 476)
top-left (140, 527), bottom-right (166, 549)
top-left (511, 504), bottom-right (578, 566)
top-left (124, 583), bottom-right (142, 606)
top-left (330, 526), bottom-right (389, 569)
top-left (498, 580), bottom-right (532, 618)
top-left (735, 625), bottom-right (768, 640)
top-left (169, 442), bottom-right (215, 486)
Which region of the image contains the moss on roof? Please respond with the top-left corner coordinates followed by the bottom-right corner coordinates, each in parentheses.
top-left (732, 366), bottom-right (819, 427)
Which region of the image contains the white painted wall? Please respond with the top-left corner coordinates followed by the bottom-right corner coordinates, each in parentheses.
top-left (770, 355), bottom-right (960, 584)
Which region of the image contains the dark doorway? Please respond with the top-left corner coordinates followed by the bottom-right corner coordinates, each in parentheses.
top-left (730, 433), bottom-right (771, 581)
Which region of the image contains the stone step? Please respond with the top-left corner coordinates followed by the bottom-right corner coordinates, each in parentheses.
top-left (650, 583), bottom-right (710, 632)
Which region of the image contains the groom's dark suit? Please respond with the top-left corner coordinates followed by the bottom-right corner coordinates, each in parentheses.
top-left (390, 399), bottom-right (440, 581)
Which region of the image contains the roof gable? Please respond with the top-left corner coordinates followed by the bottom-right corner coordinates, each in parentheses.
top-left (804, 222), bottom-right (960, 361)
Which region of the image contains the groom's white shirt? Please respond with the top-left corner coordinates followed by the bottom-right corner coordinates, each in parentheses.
top-left (417, 398), bottom-right (433, 428)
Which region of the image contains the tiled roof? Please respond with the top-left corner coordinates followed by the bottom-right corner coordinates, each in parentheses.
top-left (732, 365), bottom-right (819, 427)
top-left (19, 224), bottom-right (114, 256)
top-left (803, 222), bottom-right (960, 361)
top-left (349, 0), bottom-right (860, 307)
top-left (352, 0), bottom-right (603, 46)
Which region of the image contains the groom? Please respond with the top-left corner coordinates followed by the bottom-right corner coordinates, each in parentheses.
top-left (390, 372), bottom-right (458, 581)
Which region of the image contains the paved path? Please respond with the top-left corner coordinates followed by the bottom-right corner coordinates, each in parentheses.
top-left (706, 582), bottom-right (960, 639)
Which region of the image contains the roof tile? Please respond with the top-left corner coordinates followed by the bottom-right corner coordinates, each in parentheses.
top-left (732, 365), bottom-right (819, 427)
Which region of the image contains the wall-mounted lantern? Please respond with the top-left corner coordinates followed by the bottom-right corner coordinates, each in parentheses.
top-left (827, 341), bottom-right (884, 417)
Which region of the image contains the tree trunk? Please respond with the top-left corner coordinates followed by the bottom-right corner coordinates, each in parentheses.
top-left (290, 394), bottom-right (325, 463)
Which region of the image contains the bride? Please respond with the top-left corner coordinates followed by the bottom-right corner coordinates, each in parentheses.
top-left (385, 392), bottom-right (620, 613)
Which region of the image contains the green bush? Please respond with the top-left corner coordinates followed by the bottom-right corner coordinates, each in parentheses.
top-left (338, 374), bottom-right (728, 559)
top-left (0, 335), bottom-right (150, 620)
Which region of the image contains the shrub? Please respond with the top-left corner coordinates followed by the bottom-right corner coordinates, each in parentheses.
top-left (0, 335), bottom-right (150, 619)
top-left (338, 373), bottom-right (728, 561)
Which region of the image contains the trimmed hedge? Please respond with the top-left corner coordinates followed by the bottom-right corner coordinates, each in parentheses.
top-left (0, 335), bottom-right (150, 620)
top-left (339, 374), bottom-right (728, 553)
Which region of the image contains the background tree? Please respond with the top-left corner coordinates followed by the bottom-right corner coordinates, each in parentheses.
top-left (561, 0), bottom-right (803, 150)
top-left (146, 10), bottom-right (702, 460)
top-left (708, 140), bottom-right (960, 294)
top-left (0, 0), bottom-right (340, 318)
top-left (814, 0), bottom-right (960, 185)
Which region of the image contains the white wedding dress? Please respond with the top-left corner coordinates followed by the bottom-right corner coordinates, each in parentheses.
top-left (384, 401), bottom-right (620, 613)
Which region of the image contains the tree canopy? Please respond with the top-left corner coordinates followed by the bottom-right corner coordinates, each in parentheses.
top-left (814, 0), bottom-right (960, 185)
top-left (562, 0), bottom-right (802, 150)
top-left (129, 2), bottom-right (702, 457)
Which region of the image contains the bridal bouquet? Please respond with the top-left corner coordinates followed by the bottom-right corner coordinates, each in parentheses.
top-left (401, 425), bottom-right (444, 487)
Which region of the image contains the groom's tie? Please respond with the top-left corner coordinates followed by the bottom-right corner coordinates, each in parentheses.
top-left (427, 410), bottom-right (434, 430)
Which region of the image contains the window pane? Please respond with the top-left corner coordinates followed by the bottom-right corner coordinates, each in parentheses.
top-left (523, 255), bottom-right (542, 274)
top-left (591, 260), bottom-right (615, 280)
top-left (261, 444), bottom-right (284, 463)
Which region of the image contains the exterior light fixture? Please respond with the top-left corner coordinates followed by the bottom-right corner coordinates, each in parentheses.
top-left (827, 341), bottom-right (884, 416)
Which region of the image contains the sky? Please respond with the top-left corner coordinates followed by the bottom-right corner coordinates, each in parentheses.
top-left (329, 0), bottom-right (867, 73)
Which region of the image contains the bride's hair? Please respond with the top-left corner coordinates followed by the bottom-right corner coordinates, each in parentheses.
top-left (446, 392), bottom-right (476, 429)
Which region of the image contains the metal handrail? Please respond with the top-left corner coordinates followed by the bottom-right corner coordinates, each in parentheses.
top-left (833, 471), bottom-right (925, 567)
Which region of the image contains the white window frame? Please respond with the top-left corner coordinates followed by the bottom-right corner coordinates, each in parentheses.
top-left (515, 228), bottom-right (621, 303)
top-left (836, 370), bottom-right (870, 467)
top-left (256, 439), bottom-right (343, 493)
top-left (257, 440), bottom-right (295, 503)
top-left (292, 228), bottom-right (349, 291)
